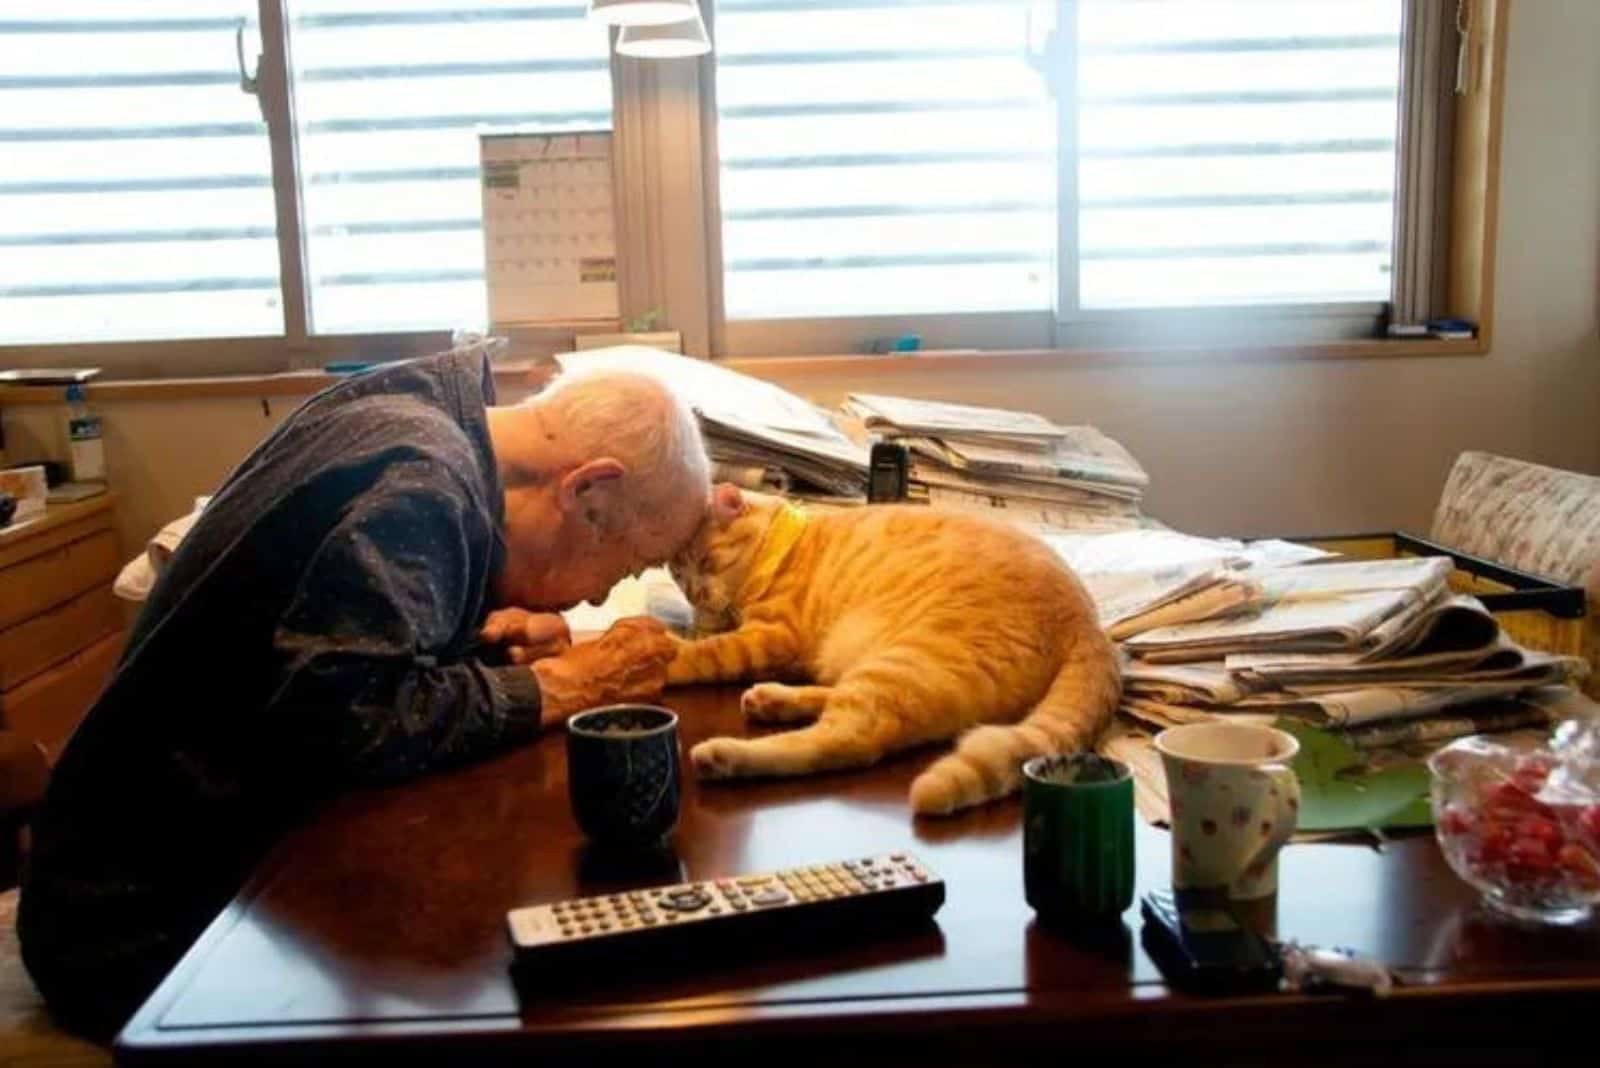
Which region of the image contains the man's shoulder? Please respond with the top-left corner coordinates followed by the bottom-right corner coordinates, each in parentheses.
top-left (289, 381), bottom-right (482, 463)
top-left (308, 347), bottom-right (495, 418)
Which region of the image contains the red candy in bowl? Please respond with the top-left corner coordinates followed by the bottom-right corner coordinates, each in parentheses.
top-left (1427, 720), bottom-right (1600, 926)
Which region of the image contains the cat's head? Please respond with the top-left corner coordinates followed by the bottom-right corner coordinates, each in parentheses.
top-left (669, 484), bottom-right (787, 634)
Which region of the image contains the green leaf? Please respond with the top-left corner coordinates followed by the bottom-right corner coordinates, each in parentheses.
top-left (1277, 719), bottom-right (1434, 833)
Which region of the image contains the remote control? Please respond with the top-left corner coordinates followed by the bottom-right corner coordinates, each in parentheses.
top-left (507, 853), bottom-right (944, 973)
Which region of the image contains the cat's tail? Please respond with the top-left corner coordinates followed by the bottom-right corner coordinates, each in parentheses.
top-left (908, 632), bottom-right (1121, 816)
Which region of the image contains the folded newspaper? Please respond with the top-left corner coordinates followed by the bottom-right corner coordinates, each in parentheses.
top-left (1121, 557), bottom-right (1454, 661)
top-left (898, 433), bottom-right (1149, 494)
top-left (839, 393), bottom-right (1150, 530)
top-left (556, 346), bottom-right (870, 498)
top-left (1036, 528), bottom-right (1329, 630)
top-left (840, 392), bottom-right (1070, 445)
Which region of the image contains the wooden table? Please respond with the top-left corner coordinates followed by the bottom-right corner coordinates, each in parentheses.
top-left (116, 688), bottom-right (1600, 1065)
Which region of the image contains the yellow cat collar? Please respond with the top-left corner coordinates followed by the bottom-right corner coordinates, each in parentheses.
top-left (737, 502), bottom-right (810, 604)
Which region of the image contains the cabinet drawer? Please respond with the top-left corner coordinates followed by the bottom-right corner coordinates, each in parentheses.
top-left (0, 584), bottom-right (122, 691)
top-left (0, 629), bottom-right (124, 762)
top-left (0, 529), bottom-right (120, 631)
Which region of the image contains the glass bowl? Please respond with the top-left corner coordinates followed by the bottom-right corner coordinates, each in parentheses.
top-left (1427, 733), bottom-right (1600, 926)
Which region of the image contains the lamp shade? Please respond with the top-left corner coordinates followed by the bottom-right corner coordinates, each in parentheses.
top-left (616, 8), bottom-right (710, 57)
top-left (587, 0), bottom-right (699, 27)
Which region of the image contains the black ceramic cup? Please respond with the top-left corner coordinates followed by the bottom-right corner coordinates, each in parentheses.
top-left (565, 705), bottom-right (681, 848)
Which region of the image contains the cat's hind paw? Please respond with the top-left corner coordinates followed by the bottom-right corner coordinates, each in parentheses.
top-left (690, 737), bottom-right (746, 779)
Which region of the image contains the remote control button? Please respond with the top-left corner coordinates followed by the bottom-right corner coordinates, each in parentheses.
top-left (751, 888), bottom-right (790, 906)
top-left (641, 916), bottom-right (658, 925)
top-left (662, 888), bottom-right (711, 912)
top-left (730, 900), bottom-right (747, 910)
top-left (579, 924), bottom-right (592, 934)
top-left (708, 906), bottom-right (722, 915)
top-left (598, 922), bottom-right (612, 931)
top-left (891, 853), bottom-right (906, 862)
top-left (861, 858), bottom-right (875, 867)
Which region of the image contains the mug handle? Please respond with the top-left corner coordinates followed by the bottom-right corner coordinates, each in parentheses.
top-left (1238, 764), bottom-right (1300, 883)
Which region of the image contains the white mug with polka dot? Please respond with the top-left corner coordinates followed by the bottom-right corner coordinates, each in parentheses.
top-left (1155, 722), bottom-right (1302, 901)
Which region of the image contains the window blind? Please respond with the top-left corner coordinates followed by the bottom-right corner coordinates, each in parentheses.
top-left (1076, 0), bottom-right (1403, 309)
top-left (714, 0), bottom-right (1058, 320)
top-left (288, 0), bottom-right (611, 334)
top-left (0, 2), bottom-right (283, 345)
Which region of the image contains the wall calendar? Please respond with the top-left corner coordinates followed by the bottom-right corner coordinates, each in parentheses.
top-left (480, 130), bottom-right (619, 325)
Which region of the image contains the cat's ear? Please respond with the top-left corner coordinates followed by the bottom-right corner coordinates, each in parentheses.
top-left (711, 482), bottom-right (746, 527)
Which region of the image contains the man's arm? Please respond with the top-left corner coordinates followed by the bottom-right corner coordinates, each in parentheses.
top-left (265, 458), bottom-right (541, 783)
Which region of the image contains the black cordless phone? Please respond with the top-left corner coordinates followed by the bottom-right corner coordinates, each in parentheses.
top-left (1140, 889), bottom-right (1283, 994)
top-left (867, 442), bottom-right (909, 503)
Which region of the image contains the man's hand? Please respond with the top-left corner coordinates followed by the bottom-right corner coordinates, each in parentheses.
top-left (480, 608), bottom-right (572, 664)
top-left (531, 617), bottom-right (678, 726)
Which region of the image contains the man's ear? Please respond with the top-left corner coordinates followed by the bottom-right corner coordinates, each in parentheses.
top-left (711, 482), bottom-right (745, 527)
top-left (558, 458), bottom-right (627, 523)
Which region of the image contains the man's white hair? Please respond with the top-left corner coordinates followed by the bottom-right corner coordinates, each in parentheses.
top-left (530, 368), bottom-right (710, 541)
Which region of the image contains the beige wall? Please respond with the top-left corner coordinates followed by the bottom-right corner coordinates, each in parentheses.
top-left (4, 0), bottom-right (1597, 558)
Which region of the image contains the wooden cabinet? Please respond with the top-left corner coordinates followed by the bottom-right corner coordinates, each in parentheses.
top-left (0, 496), bottom-right (124, 762)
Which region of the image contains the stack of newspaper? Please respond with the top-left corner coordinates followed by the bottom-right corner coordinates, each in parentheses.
top-left (555, 346), bottom-right (870, 498)
top-left (839, 393), bottom-right (1149, 531)
top-left (1107, 555), bottom-right (1589, 749)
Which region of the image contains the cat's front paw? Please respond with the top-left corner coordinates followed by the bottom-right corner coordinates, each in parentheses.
top-left (664, 637), bottom-right (699, 686)
top-left (690, 737), bottom-right (746, 779)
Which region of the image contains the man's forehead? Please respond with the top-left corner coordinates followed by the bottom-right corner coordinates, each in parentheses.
top-left (630, 502), bottom-right (705, 558)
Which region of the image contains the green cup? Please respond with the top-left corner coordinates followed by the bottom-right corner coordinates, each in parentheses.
top-left (1023, 754), bottom-right (1135, 926)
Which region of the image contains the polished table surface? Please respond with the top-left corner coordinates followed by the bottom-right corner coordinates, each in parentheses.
top-left (116, 687), bottom-right (1600, 1064)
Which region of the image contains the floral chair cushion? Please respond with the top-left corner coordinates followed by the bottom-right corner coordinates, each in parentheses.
top-left (1431, 450), bottom-right (1600, 695)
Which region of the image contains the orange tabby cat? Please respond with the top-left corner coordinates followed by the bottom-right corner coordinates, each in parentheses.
top-left (666, 485), bottom-right (1120, 815)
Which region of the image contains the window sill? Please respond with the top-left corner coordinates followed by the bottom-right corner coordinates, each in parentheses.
top-left (0, 361), bottom-right (557, 406)
top-left (0, 337), bottom-right (1483, 406)
top-left (724, 336), bottom-right (1486, 379)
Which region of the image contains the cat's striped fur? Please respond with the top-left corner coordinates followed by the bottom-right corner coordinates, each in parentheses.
top-left (666, 486), bottom-right (1120, 815)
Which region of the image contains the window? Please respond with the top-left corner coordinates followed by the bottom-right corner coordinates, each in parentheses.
top-left (287, 0), bottom-right (611, 334)
top-left (714, 0), bottom-right (1056, 319)
top-left (0, 0), bottom-right (1497, 369)
top-left (715, 0), bottom-right (1406, 325)
top-left (0, 2), bottom-right (284, 344)
top-left (1075, 0), bottom-right (1402, 309)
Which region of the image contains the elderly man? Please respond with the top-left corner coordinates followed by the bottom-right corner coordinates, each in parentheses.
top-left (18, 347), bottom-right (709, 1038)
